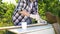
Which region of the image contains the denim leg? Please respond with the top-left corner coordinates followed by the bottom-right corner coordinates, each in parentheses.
top-left (25, 17), bottom-right (32, 25)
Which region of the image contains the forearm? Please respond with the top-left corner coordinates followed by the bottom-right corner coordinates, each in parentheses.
top-left (29, 13), bottom-right (47, 23)
top-left (30, 14), bottom-right (40, 20)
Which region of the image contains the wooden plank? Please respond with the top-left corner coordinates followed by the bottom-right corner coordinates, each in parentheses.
top-left (0, 23), bottom-right (47, 30)
top-left (52, 23), bottom-right (60, 34)
top-left (8, 24), bottom-right (53, 34)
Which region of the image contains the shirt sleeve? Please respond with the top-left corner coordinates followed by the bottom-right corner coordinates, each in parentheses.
top-left (31, 0), bottom-right (38, 15)
top-left (17, 0), bottom-right (27, 12)
top-left (12, 0), bottom-right (27, 25)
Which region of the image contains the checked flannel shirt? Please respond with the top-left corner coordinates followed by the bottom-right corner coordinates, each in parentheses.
top-left (12, 0), bottom-right (38, 25)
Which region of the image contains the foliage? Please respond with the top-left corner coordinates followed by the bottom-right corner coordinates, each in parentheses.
top-left (0, 0), bottom-right (16, 34)
top-left (0, 2), bottom-right (15, 27)
top-left (38, 0), bottom-right (60, 20)
top-left (0, 0), bottom-right (60, 34)
top-left (15, 0), bottom-right (18, 3)
top-left (1, 0), bottom-right (59, 26)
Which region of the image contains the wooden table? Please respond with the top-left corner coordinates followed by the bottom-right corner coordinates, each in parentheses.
top-left (8, 24), bottom-right (55, 34)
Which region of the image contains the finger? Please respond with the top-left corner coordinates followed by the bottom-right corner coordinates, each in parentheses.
top-left (20, 12), bottom-right (23, 13)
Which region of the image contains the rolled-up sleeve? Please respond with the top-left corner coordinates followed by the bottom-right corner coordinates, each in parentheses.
top-left (31, 0), bottom-right (38, 15)
top-left (17, 0), bottom-right (27, 11)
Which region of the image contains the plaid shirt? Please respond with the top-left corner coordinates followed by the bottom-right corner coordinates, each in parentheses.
top-left (12, 0), bottom-right (38, 25)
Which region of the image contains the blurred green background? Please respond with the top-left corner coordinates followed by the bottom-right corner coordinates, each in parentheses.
top-left (0, 0), bottom-right (60, 34)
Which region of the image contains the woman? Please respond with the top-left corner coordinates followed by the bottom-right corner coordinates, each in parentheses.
top-left (12, 0), bottom-right (47, 26)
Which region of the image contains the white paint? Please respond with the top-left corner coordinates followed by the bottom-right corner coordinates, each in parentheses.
top-left (21, 22), bottom-right (27, 30)
top-left (8, 24), bottom-right (55, 34)
top-left (27, 28), bottom-right (55, 34)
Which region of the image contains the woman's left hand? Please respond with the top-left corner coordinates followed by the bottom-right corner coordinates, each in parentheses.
top-left (20, 10), bottom-right (30, 16)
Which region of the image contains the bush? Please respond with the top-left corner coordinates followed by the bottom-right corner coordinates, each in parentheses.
top-left (0, 2), bottom-right (15, 27)
top-left (38, 0), bottom-right (60, 20)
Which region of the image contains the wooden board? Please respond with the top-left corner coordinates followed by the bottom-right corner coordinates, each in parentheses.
top-left (0, 23), bottom-right (47, 30)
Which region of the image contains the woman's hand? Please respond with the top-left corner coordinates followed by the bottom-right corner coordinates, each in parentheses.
top-left (19, 10), bottom-right (30, 16)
